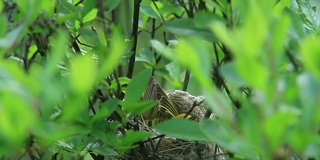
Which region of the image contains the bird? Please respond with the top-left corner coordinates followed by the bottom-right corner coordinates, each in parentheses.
top-left (141, 76), bottom-right (191, 126)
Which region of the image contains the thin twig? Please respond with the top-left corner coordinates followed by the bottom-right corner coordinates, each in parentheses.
top-left (285, 49), bottom-right (300, 72)
top-left (140, 134), bottom-right (165, 144)
top-left (26, 136), bottom-right (38, 160)
top-left (184, 100), bottom-right (204, 119)
top-left (213, 144), bottom-right (219, 160)
top-left (75, 0), bottom-right (85, 6)
top-left (182, 70), bottom-right (190, 91)
top-left (17, 151), bottom-right (27, 160)
top-left (152, 0), bottom-right (166, 22)
top-left (177, 0), bottom-right (190, 17)
top-left (88, 97), bottom-right (96, 115)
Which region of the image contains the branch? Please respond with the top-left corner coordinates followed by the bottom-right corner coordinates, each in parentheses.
top-left (75, 0), bottom-right (85, 6)
top-left (285, 49), bottom-right (300, 72)
top-left (126, 0), bottom-right (142, 79)
top-left (182, 70), bottom-right (190, 91)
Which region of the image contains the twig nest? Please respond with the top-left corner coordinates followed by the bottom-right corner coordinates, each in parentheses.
top-left (137, 120), bottom-right (226, 160)
top-left (167, 90), bottom-right (207, 122)
top-left (156, 139), bottom-right (224, 160)
top-left (135, 90), bottom-right (225, 160)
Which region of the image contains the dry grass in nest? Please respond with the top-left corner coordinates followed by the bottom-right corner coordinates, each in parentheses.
top-left (133, 119), bottom-right (226, 160)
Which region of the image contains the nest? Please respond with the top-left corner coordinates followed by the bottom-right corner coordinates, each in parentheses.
top-left (168, 90), bottom-right (207, 122)
top-left (132, 90), bottom-right (225, 160)
top-left (135, 121), bottom-right (225, 160)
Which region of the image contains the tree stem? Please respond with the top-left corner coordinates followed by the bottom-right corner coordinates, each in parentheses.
top-left (127, 0), bottom-right (142, 79)
top-left (182, 70), bottom-right (190, 91)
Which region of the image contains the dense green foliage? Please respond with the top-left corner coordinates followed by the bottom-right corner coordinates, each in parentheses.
top-left (1, 0), bottom-right (320, 159)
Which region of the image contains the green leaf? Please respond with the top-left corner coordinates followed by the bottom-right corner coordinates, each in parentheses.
top-left (104, 0), bottom-right (122, 12)
top-left (116, 130), bottom-right (151, 155)
top-left (164, 11), bottom-right (224, 42)
top-left (284, 8), bottom-right (306, 39)
top-left (151, 1), bottom-right (164, 18)
top-left (124, 69), bottom-right (152, 102)
top-left (95, 122), bottom-right (121, 146)
top-left (81, 0), bottom-right (96, 19)
top-left (273, 0), bottom-right (291, 18)
top-left (0, 1), bottom-right (2, 13)
top-left (158, 4), bottom-right (184, 19)
top-left (90, 99), bottom-right (119, 124)
top-left (54, 141), bottom-right (74, 152)
top-left (155, 119), bottom-right (210, 141)
top-left (121, 100), bottom-right (156, 118)
top-left (0, 24), bottom-right (25, 54)
top-left (200, 119), bottom-right (259, 159)
top-left (108, 77), bottom-right (131, 94)
top-left (175, 37), bottom-right (213, 89)
top-left (219, 62), bottom-right (247, 87)
top-left (203, 88), bottom-right (234, 123)
top-left (56, 12), bottom-right (79, 25)
top-left (91, 147), bottom-right (118, 157)
top-left (151, 38), bottom-right (214, 90)
top-left (45, 31), bottom-right (68, 76)
top-left (36, 122), bottom-right (90, 148)
top-left (264, 111), bottom-right (298, 152)
top-left (78, 28), bottom-right (99, 46)
top-left (140, 6), bottom-right (160, 19)
top-left (98, 25), bottom-right (126, 80)
top-left (0, 15), bottom-right (7, 37)
top-left (150, 40), bottom-right (175, 58)
top-left (15, 0), bottom-right (41, 23)
top-left (40, 31), bottom-right (69, 119)
top-left (121, 130), bottom-right (151, 146)
top-left (39, 0), bottom-right (56, 16)
top-left (235, 55), bottom-right (268, 90)
top-left (300, 37), bottom-right (320, 78)
top-left (205, 0), bottom-right (224, 13)
top-left (82, 8), bottom-right (97, 23)
top-left (294, 0), bottom-right (320, 32)
top-left (56, 0), bottom-right (79, 25)
top-left (136, 48), bottom-right (155, 65)
top-left (211, 2), bottom-right (269, 90)
top-left (165, 62), bottom-right (183, 86)
top-left (92, 22), bottom-right (108, 46)
top-left (296, 73), bottom-right (320, 131)
top-left (165, 18), bottom-right (218, 42)
top-left (0, 85), bottom-right (38, 155)
top-left (271, 13), bottom-right (290, 59)
top-left (70, 54), bottom-right (97, 94)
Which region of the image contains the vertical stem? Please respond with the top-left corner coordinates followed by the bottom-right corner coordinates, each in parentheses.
top-left (182, 70), bottom-right (190, 91)
top-left (188, 0), bottom-right (194, 18)
top-left (181, 0), bottom-right (195, 91)
top-left (126, 0), bottom-right (142, 79)
top-left (198, 0), bottom-right (206, 10)
top-left (151, 18), bottom-right (156, 76)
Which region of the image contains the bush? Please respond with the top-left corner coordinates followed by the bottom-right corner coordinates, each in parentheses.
top-left (0, 0), bottom-right (320, 159)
